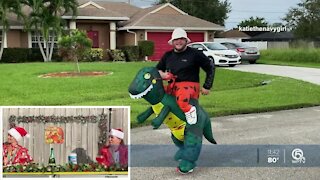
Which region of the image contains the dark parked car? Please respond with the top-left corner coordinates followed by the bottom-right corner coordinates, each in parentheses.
top-left (220, 42), bottom-right (260, 64)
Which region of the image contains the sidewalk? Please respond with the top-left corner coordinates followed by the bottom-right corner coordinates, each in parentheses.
top-left (225, 64), bottom-right (320, 85)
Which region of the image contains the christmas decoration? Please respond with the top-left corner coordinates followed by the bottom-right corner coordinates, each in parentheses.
top-left (9, 114), bottom-right (109, 150)
top-left (9, 115), bottom-right (102, 124)
top-left (45, 127), bottom-right (64, 144)
top-left (3, 163), bottom-right (128, 173)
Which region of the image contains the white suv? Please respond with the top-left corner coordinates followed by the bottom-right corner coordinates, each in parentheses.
top-left (188, 42), bottom-right (241, 67)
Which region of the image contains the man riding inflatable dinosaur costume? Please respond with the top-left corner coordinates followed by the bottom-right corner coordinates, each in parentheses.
top-left (129, 28), bottom-right (217, 174)
top-left (128, 67), bottom-right (217, 173)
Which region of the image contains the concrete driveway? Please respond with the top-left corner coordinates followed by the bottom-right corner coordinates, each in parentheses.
top-left (130, 106), bottom-right (320, 180)
top-left (224, 64), bottom-right (320, 85)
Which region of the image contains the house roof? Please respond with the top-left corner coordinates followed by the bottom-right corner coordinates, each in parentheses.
top-left (63, 1), bottom-right (141, 20)
top-left (91, 1), bottom-right (141, 18)
top-left (118, 3), bottom-right (224, 31)
top-left (63, 8), bottom-right (129, 20)
top-left (218, 29), bottom-right (251, 38)
top-left (0, 14), bottom-right (24, 29)
top-left (2, 1), bottom-right (224, 31)
top-left (247, 31), bottom-right (294, 41)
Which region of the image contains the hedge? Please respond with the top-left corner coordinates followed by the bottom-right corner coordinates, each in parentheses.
top-left (1, 48), bottom-right (62, 63)
top-left (107, 49), bottom-right (126, 62)
top-left (138, 40), bottom-right (154, 57)
top-left (82, 48), bottom-right (104, 62)
top-left (120, 46), bottom-right (140, 62)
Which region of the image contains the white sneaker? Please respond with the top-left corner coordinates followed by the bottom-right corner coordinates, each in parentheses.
top-left (176, 167), bottom-right (194, 174)
top-left (185, 106), bottom-right (197, 125)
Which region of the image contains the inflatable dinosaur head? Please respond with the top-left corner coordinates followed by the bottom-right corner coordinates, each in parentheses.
top-left (128, 67), bottom-right (165, 104)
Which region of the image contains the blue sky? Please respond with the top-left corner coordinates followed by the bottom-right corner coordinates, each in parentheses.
top-left (128, 0), bottom-right (302, 30)
top-left (224, 0), bottom-right (301, 29)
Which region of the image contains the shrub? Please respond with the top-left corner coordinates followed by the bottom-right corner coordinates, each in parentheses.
top-left (107, 49), bottom-right (126, 62)
top-left (0, 48), bottom-right (62, 63)
top-left (1, 48), bottom-right (30, 63)
top-left (58, 29), bottom-right (92, 72)
top-left (83, 48), bottom-right (104, 62)
top-left (29, 48), bottom-right (62, 62)
top-left (29, 48), bottom-right (45, 61)
top-left (58, 29), bottom-right (92, 62)
top-left (57, 48), bottom-right (72, 62)
top-left (138, 40), bottom-right (154, 57)
top-left (120, 46), bottom-right (140, 62)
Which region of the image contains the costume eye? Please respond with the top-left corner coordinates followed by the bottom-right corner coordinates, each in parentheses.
top-left (152, 79), bottom-right (157, 84)
top-left (144, 73), bottom-right (151, 80)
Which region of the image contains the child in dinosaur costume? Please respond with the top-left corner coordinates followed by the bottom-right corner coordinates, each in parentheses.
top-left (129, 67), bottom-right (217, 174)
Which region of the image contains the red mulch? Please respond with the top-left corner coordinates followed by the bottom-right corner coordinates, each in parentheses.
top-left (39, 71), bottom-right (110, 78)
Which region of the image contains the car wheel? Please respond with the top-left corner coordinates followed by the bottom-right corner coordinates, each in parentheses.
top-left (249, 60), bottom-right (256, 64)
top-left (228, 64), bottom-right (236, 67)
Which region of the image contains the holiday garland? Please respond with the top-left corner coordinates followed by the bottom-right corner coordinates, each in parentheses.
top-left (3, 163), bottom-right (128, 173)
top-left (8, 114), bottom-right (106, 124)
top-left (9, 114), bottom-right (109, 149)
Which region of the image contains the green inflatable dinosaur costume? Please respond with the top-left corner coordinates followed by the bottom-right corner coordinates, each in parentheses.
top-left (128, 67), bottom-right (217, 173)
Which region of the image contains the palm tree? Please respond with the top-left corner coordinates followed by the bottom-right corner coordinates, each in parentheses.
top-left (21, 0), bottom-right (78, 62)
top-left (0, 0), bottom-right (23, 60)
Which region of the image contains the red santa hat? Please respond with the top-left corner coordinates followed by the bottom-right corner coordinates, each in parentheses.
top-left (110, 128), bottom-right (124, 139)
top-left (8, 126), bottom-right (30, 141)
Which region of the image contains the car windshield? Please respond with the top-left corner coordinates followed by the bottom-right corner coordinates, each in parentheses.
top-left (203, 43), bottom-right (228, 50)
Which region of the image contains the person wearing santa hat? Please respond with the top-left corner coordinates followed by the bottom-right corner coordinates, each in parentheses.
top-left (3, 126), bottom-right (33, 166)
top-left (96, 128), bottom-right (128, 168)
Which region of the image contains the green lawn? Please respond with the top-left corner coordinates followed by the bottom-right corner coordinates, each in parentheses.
top-left (258, 48), bottom-right (320, 68)
top-left (1, 62), bottom-right (320, 127)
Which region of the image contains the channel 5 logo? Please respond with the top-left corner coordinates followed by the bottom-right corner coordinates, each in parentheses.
top-left (292, 148), bottom-right (306, 164)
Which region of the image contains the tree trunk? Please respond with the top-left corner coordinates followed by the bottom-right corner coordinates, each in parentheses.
top-left (37, 32), bottom-right (48, 62)
top-left (48, 34), bottom-right (55, 61)
top-left (75, 56), bottom-right (80, 73)
top-left (46, 39), bottom-right (49, 61)
top-left (0, 45), bottom-right (4, 61)
top-left (0, 31), bottom-right (5, 60)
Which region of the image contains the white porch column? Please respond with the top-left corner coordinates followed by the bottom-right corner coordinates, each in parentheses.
top-left (145, 31), bottom-right (148, 61)
top-left (3, 31), bottom-right (7, 48)
top-left (69, 20), bottom-right (76, 30)
top-left (110, 22), bottom-right (116, 50)
top-left (204, 31), bottom-right (208, 42)
top-left (28, 32), bottom-right (32, 48)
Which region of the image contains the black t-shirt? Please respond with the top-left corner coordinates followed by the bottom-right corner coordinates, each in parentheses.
top-left (156, 47), bottom-right (215, 89)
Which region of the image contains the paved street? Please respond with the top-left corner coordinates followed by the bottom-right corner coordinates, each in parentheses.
top-left (130, 65), bottom-right (320, 179)
top-left (224, 64), bottom-right (320, 85)
top-left (131, 106), bottom-right (320, 180)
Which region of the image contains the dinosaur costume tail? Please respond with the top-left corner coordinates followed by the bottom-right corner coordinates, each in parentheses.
top-left (203, 119), bottom-right (217, 144)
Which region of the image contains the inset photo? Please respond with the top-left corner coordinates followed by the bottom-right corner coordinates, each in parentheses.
top-left (2, 106), bottom-right (129, 179)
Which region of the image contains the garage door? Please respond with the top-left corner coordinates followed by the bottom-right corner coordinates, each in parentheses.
top-left (147, 32), bottom-right (204, 61)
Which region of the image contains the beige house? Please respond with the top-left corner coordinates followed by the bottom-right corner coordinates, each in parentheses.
top-left (1, 0), bottom-right (224, 60)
